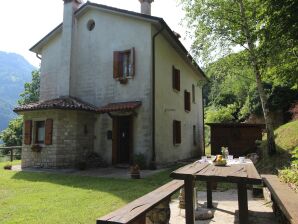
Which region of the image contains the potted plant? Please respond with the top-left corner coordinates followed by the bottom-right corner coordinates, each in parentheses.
top-left (3, 164), bottom-right (12, 170)
top-left (130, 164), bottom-right (141, 179)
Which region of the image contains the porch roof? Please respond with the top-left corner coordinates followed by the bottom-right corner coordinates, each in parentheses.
top-left (97, 101), bottom-right (142, 114)
top-left (13, 96), bottom-right (97, 113)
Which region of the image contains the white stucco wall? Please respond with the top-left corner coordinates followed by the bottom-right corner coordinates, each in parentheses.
top-left (154, 32), bottom-right (205, 164)
top-left (39, 32), bottom-right (62, 101)
top-left (71, 9), bottom-right (153, 163)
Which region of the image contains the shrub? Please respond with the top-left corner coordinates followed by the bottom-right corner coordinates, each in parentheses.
top-left (133, 153), bottom-right (147, 170)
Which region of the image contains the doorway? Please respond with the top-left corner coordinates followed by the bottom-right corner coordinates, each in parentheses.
top-left (112, 116), bottom-right (133, 165)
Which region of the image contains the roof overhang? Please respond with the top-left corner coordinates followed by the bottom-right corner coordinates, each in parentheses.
top-left (30, 24), bottom-right (62, 54)
top-left (97, 101), bottom-right (142, 114)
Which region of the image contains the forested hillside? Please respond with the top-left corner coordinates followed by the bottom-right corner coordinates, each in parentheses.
top-left (0, 51), bottom-right (35, 131)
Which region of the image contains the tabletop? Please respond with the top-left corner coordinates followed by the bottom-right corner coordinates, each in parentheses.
top-left (170, 159), bottom-right (262, 185)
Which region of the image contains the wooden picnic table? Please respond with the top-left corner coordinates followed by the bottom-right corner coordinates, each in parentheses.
top-left (170, 159), bottom-right (262, 224)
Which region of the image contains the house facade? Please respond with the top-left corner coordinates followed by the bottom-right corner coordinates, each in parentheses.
top-left (14, 0), bottom-right (207, 168)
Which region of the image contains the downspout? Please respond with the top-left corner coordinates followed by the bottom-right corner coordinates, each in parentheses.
top-left (36, 53), bottom-right (42, 60)
top-left (150, 23), bottom-right (165, 169)
top-left (202, 88), bottom-right (206, 156)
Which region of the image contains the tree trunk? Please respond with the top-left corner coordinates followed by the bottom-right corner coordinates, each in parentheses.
top-left (238, 0), bottom-right (276, 155)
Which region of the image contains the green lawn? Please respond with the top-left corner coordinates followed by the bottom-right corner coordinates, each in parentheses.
top-left (256, 120), bottom-right (298, 191)
top-left (0, 161), bottom-right (173, 224)
top-left (0, 160), bottom-right (235, 224)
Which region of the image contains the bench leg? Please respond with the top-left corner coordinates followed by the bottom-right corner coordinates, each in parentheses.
top-left (237, 183), bottom-right (248, 224)
top-left (133, 214), bottom-right (146, 224)
top-left (185, 177), bottom-right (195, 224)
top-left (207, 181), bottom-right (213, 208)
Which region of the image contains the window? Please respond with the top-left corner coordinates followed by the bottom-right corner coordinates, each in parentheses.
top-left (172, 66), bottom-right (180, 91)
top-left (113, 48), bottom-right (135, 81)
top-left (173, 120), bottom-right (181, 145)
top-left (193, 125), bottom-right (197, 146)
top-left (35, 121), bottom-right (45, 144)
top-left (87, 19), bottom-right (95, 31)
top-left (192, 84), bottom-right (196, 103)
top-left (184, 90), bottom-right (191, 112)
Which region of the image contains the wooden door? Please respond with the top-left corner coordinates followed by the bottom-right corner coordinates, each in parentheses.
top-left (112, 116), bottom-right (133, 165)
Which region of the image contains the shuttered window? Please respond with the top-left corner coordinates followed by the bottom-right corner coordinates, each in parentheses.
top-left (24, 120), bottom-right (32, 145)
top-left (172, 66), bottom-right (180, 91)
top-left (184, 90), bottom-right (191, 112)
top-left (113, 48), bottom-right (135, 80)
top-left (45, 119), bottom-right (53, 145)
top-left (173, 120), bottom-right (181, 145)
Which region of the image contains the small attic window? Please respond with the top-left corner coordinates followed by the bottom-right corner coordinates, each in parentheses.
top-left (87, 20), bottom-right (95, 31)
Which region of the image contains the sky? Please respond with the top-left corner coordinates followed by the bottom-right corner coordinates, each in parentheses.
top-left (0, 0), bottom-right (190, 67)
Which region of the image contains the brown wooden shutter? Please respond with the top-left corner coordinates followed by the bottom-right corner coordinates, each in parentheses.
top-left (176, 69), bottom-right (180, 91)
top-left (130, 47), bottom-right (135, 77)
top-left (177, 121), bottom-right (181, 144)
top-left (184, 91), bottom-right (191, 111)
top-left (187, 91), bottom-right (191, 111)
top-left (24, 120), bottom-right (32, 145)
top-left (173, 120), bottom-right (181, 145)
top-left (45, 119), bottom-right (53, 145)
top-left (172, 66), bottom-right (180, 91)
top-left (172, 66), bottom-right (176, 89)
top-left (113, 51), bottom-right (121, 79)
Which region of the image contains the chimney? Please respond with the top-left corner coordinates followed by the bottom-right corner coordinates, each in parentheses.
top-left (59, 0), bottom-right (83, 97)
top-left (139, 0), bottom-right (154, 15)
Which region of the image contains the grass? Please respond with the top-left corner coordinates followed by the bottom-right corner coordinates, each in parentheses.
top-left (0, 161), bottom-right (173, 224)
top-left (256, 120), bottom-right (298, 191)
top-left (0, 160), bottom-right (236, 224)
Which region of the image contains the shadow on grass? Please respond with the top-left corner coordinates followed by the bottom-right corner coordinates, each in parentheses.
top-left (11, 168), bottom-right (174, 203)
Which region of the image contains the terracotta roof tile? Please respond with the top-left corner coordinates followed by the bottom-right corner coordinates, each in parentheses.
top-left (97, 101), bottom-right (142, 113)
top-left (14, 96), bottom-right (97, 113)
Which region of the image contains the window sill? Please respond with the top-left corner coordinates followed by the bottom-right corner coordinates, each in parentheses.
top-left (173, 88), bottom-right (180, 92)
top-left (185, 110), bottom-right (191, 113)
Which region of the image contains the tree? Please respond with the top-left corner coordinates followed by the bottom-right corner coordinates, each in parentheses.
top-left (181, 0), bottom-right (277, 155)
top-left (18, 70), bottom-right (40, 105)
top-left (0, 117), bottom-right (23, 147)
top-left (0, 70), bottom-right (40, 147)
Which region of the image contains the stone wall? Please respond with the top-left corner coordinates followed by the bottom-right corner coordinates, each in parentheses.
top-left (21, 110), bottom-right (95, 168)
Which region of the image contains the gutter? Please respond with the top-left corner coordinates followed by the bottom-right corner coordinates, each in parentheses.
top-left (150, 24), bottom-right (165, 169)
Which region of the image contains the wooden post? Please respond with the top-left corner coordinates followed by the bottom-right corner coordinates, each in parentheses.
top-left (237, 183), bottom-right (248, 224)
top-left (207, 181), bottom-right (213, 208)
top-left (10, 148), bottom-right (13, 162)
top-left (184, 176), bottom-right (195, 224)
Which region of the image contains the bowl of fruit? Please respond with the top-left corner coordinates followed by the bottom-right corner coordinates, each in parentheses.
top-left (213, 155), bottom-right (227, 166)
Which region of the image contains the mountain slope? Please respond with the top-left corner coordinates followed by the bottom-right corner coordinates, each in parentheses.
top-left (0, 51), bottom-right (35, 131)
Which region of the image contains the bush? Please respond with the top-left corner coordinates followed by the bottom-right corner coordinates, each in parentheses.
top-left (205, 104), bottom-right (237, 123)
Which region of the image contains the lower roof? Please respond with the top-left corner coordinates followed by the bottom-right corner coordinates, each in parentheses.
top-left (14, 96), bottom-right (97, 113)
top-left (14, 97), bottom-right (142, 114)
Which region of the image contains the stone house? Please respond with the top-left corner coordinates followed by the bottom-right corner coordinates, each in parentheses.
top-left (14, 0), bottom-right (207, 169)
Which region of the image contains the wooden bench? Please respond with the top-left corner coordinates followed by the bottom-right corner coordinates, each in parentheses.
top-left (97, 180), bottom-right (184, 224)
top-left (262, 174), bottom-right (298, 224)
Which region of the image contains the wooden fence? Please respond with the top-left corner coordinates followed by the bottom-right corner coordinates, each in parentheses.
top-left (0, 146), bottom-right (22, 162)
